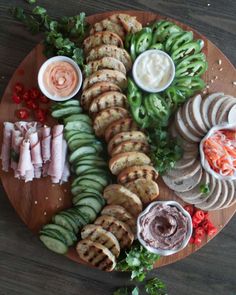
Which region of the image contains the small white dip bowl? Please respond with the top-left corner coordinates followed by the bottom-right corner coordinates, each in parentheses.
top-left (132, 49), bottom-right (175, 93)
top-left (38, 56), bottom-right (83, 102)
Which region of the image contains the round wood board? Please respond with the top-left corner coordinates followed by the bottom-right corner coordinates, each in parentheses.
top-left (0, 10), bottom-right (236, 269)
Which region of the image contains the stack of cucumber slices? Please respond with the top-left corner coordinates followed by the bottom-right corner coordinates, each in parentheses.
top-left (40, 99), bottom-right (110, 254)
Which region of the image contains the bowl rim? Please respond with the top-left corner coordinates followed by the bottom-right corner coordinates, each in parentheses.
top-left (38, 55), bottom-right (83, 102)
top-left (132, 49), bottom-right (175, 93)
top-left (137, 200), bottom-right (193, 256)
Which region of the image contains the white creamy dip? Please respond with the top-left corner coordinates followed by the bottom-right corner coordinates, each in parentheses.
top-left (133, 50), bottom-right (175, 93)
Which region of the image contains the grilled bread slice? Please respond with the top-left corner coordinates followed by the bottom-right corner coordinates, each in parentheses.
top-left (107, 131), bottom-right (147, 154)
top-left (103, 184), bottom-right (143, 217)
top-left (94, 215), bottom-right (134, 248)
top-left (81, 224), bottom-right (120, 258)
top-left (105, 118), bottom-right (138, 142)
top-left (110, 140), bottom-right (149, 156)
top-left (101, 205), bottom-right (136, 234)
top-left (89, 91), bottom-right (128, 116)
top-left (83, 70), bottom-right (127, 90)
top-left (76, 238), bottom-right (116, 271)
top-left (86, 45), bottom-right (132, 71)
top-left (83, 31), bottom-right (123, 54)
top-left (93, 107), bottom-right (129, 137)
top-left (81, 82), bottom-right (121, 110)
top-left (89, 19), bottom-right (125, 40)
top-left (117, 165), bottom-right (158, 184)
top-left (109, 152), bottom-right (151, 175)
top-left (124, 178), bottom-right (159, 204)
top-left (85, 57), bottom-right (126, 75)
top-left (109, 14), bottom-right (142, 33)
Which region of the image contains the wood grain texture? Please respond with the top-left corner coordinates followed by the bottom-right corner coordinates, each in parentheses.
top-left (0, 1), bottom-right (236, 295)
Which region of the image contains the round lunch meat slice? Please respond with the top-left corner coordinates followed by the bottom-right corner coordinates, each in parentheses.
top-left (165, 159), bottom-right (201, 181)
top-left (162, 165), bottom-right (203, 193)
top-left (216, 96), bottom-right (236, 124)
top-left (221, 180), bottom-right (235, 208)
top-left (188, 95), bottom-right (207, 135)
top-left (200, 92), bottom-right (224, 129)
top-left (228, 104), bottom-right (236, 124)
top-left (174, 155), bottom-right (197, 170)
top-left (208, 95), bottom-right (228, 127)
top-left (207, 180), bottom-right (229, 210)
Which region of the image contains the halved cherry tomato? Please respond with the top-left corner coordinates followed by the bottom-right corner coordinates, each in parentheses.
top-left (35, 108), bottom-right (47, 123)
top-left (12, 93), bottom-right (22, 104)
top-left (184, 205), bottom-right (194, 216)
top-left (201, 220), bottom-right (209, 232)
top-left (30, 87), bottom-right (40, 100)
top-left (39, 94), bottom-right (49, 104)
top-left (194, 236), bottom-right (202, 246)
top-left (192, 220), bottom-right (199, 229)
top-left (207, 225), bottom-right (217, 236)
top-left (15, 108), bottom-right (29, 120)
top-left (22, 90), bottom-right (31, 101)
top-left (26, 100), bottom-right (39, 110)
top-left (194, 210), bottom-right (205, 222)
top-left (195, 226), bottom-right (205, 238)
top-left (13, 82), bottom-right (24, 94)
top-left (192, 215), bottom-right (201, 225)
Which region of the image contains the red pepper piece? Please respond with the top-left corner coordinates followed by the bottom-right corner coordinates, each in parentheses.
top-left (207, 225), bottom-right (217, 236)
top-left (30, 87), bottom-right (40, 100)
top-left (39, 94), bottom-right (49, 104)
top-left (192, 219), bottom-right (199, 229)
top-left (22, 90), bottom-right (31, 101)
top-left (189, 237), bottom-right (195, 244)
top-left (184, 205), bottom-right (194, 216)
top-left (13, 82), bottom-right (24, 94)
top-left (12, 93), bottom-right (22, 104)
top-left (194, 236), bottom-right (202, 246)
top-left (26, 100), bottom-right (39, 110)
top-left (193, 210), bottom-right (205, 222)
top-left (15, 108), bottom-right (29, 120)
top-left (195, 226), bottom-right (205, 238)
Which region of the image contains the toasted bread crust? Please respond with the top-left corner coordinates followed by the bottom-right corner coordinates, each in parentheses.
top-left (105, 118), bottom-right (138, 142)
top-left (117, 165), bottom-right (159, 184)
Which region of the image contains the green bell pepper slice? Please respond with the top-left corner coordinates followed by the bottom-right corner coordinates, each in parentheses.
top-left (171, 40), bottom-right (203, 62)
top-left (165, 32), bottom-right (183, 52)
top-left (176, 52), bottom-right (206, 68)
top-left (135, 27), bottom-right (153, 54)
top-left (170, 31), bottom-right (193, 53)
top-left (175, 60), bottom-right (208, 78)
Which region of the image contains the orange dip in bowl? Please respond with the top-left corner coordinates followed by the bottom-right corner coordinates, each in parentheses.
top-left (43, 61), bottom-right (78, 97)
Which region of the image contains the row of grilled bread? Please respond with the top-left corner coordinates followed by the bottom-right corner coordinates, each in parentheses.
top-left (76, 14), bottom-right (160, 271)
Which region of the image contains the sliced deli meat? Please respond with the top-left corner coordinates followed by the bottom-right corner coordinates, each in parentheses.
top-left (29, 132), bottom-right (43, 178)
top-left (17, 139), bottom-right (34, 181)
top-left (1, 122), bottom-right (14, 171)
top-left (188, 94), bottom-right (208, 134)
top-left (216, 96), bottom-right (236, 124)
top-left (10, 129), bottom-right (23, 177)
top-left (41, 126), bottom-right (51, 163)
top-left (208, 94), bottom-right (228, 127)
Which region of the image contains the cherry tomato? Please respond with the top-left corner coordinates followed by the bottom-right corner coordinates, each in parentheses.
top-left (15, 108), bottom-right (29, 120)
top-left (12, 93), bottom-right (22, 104)
top-left (189, 237), bottom-right (195, 244)
top-left (30, 87), bottom-right (40, 100)
top-left (207, 225), bottom-right (217, 236)
top-left (184, 205), bottom-right (194, 216)
top-left (26, 100), bottom-right (39, 110)
top-left (195, 226), bottom-right (205, 238)
top-left (22, 90), bottom-right (31, 101)
top-left (192, 220), bottom-right (199, 229)
top-left (39, 94), bottom-right (49, 104)
top-left (192, 215), bottom-right (201, 225)
top-left (194, 236), bottom-right (202, 246)
top-left (35, 108), bottom-right (47, 123)
top-left (13, 82), bottom-right (24, 94)
top-left (194, 210), bottom-right (205, 222)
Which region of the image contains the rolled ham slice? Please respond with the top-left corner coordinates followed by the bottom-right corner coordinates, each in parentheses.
top-left (60, 139), bottom-right (70, 184)
top-left (1, 122), bottom-right (14, 171)
top-left (41, 126), bottom-right (51, 163)
top-left (48, 125), bottom-right (64, 183)
top-left (10, 129), bottom-right (23, 178)
top-left (29, 132), bottom-right (43, 178)
top-left (17, 140), bottom-right (34, 181)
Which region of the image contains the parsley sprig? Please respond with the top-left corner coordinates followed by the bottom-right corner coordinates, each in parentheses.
top-left (10, 6), bottom-right (88, 66)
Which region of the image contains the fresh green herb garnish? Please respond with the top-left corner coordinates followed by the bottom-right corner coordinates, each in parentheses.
top-left (10, 6), bottom-right (88, 66)
top-left (116, 244), bottom-right (160, 282)
top-left (148, 128), bottom-right (183, 174)
top-left (145, 278), bottom-right (168, 295)
top-left (200, 183), bottom-right (210, 194)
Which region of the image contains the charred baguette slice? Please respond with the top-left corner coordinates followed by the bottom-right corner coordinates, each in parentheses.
top-left (81, 82), bottom-right (121, 110)
top-left (110, 140), bottom-right (149, 156)
top-left (85, 57), bottom-right (126, 75)
top-left (103, 184), bottom-right (143, 217)
top-left (101, 205), bottom-right (136, 234)
top-left (83, 70), bottom-right (127, 90)
top-left (93, 107), bottom-right (129, 137)
top-left (105, 118), bottom-right (138, 142)
top-left (107, 131), bottom-right (147, 155)
top-left (83, 31), bottom-right (124, 54)
top-left (89, 19), bottom-right (125, 40)
top-left (94, 215), bottom-right (134, 248)
top-left (117, 165), bottom-right (158, 184)
top-left (86, 45), bottom-right (132, 71)
top-left (89, 91), bottom-right (128, 116)
top-left (124, 178), bottom-right (159, 204)
top-left (109, 152), bottom-right (151, 175)
top-left (109, 13), bottom-right (142, 33)
top-left (76, 238), bottom-right (116, 271)
top-left (81, 224), bottom-right (120, 258)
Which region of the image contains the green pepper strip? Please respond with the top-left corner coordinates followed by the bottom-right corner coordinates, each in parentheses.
top-left (170, 31), bottom-right (193, 53)
top-left (175, 60), bottom-right (208, 78)
top-left (171, 40), bottom-right (202, 62)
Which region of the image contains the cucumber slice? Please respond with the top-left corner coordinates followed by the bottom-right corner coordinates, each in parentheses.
top-left (74, 165), bottom-right (95, 176)
top-left (75, 154), bottom-right (106, 162)
top-left (40, 228), bottom-right (67, 244)
top-left (65, 121), bottom-right (93, 133)
top-left (64, 114), bottom-right (92, 125)
top-left (40, 235), bottom-right (68, 254)
top-left (72, 177), bottom-right (104, 191)
top-left (68, 139), bottom-right (97, 152)
top-left (67, 133), bottom-right (96, 144)
top-left (57, 212), bottom-right (79, 234)
top-left (73, 197), bottom-right (103, 214)
top-left (73, 194), bottom-right (105, 207)
top-left (64, 131), bottom-right (78, 141)
top-left (57, 100), bottom-right (80, 107)
top-left (71, 185), bottom-right (87, 196)
top-left (91, 142), bottom-right (103, 153)
top-left (43, 224), bottom-right (76, 246)
top-left (74, 174), bottom-right (108, 187)
top-left (52, 107), bottom-right (82, 118)
top-left (74, 159), bottom-right (107, 168)
top-left (71, 208), bottom-right (89, 225)
top-left (52, 214), bottom-right (75, 233)
top-left (76, 205), bottom-right (97, 222)
top-left (69, 146), bottom-right (97, 163)
top-left (81, 168), bottom-right (109, 177)
top-left (64, 209), bottom-right (86, 228)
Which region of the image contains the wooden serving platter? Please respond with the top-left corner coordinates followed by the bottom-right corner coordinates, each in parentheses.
top-left (0, 10), bottom-right (236, 269)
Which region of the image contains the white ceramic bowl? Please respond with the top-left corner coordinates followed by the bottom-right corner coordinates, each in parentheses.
top-left (137, 201), bottom-right (192, 256)
top-left (132, 49), bottom-right (175, 93)
top-left (38, 56), bottom-right (83, 101)
top-left (200, 123), bottom-right (236, 180)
